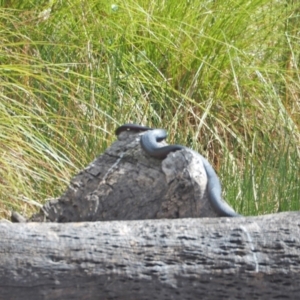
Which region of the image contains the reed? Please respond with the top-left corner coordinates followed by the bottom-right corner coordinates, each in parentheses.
top-left (0, 0), bottom-right (299, 218)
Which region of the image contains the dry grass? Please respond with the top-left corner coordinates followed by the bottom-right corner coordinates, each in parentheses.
top-left (0, 0), bottom-right (299, 219)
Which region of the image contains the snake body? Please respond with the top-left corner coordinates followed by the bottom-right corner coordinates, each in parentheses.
top-left (116, 124), bottom-right (241, 217)
top-left (115, 123), bottom-right (152, 136)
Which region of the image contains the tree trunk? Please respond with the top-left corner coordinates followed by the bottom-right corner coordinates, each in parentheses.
top-left (1, 212), bottom-right (300, 300)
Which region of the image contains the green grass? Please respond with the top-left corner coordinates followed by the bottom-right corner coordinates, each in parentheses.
top-left (0, 0), bottom-right (299, 219)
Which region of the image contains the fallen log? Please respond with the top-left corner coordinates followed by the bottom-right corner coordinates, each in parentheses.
top-left (1, 212), bottom-right (300, 300)
top-left (4, 127), bottom-right (298, 299)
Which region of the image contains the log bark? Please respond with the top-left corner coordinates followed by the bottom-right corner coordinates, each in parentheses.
top-left (28, 130), bottom-right (227, 222)
top-left (1, 212), bottom-right (300, 300)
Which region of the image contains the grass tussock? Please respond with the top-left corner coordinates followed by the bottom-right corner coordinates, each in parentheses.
top-left (0, 0), bottom-right (299, 219)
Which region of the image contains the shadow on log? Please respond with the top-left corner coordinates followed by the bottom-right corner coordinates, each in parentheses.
top-left (1, 212), bottom-right (300, 299)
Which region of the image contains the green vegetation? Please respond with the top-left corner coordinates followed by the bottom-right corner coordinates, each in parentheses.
top-left (0, 0), bottom-right (299, 219)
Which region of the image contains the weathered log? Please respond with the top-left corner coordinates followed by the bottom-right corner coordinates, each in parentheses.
top-left (28, 129), bottom-right (235, 222)
top-left (1, 212), bottom-right (300, 300)
top-left (5, 128), bottom-right (297, 299)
